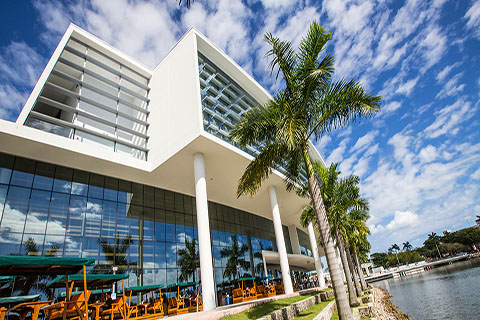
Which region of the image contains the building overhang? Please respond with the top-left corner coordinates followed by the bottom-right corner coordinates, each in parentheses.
top-left (262, 250), bottom-right (316, 271)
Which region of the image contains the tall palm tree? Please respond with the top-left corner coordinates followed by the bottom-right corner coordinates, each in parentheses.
top-left (390, 244), bottom-right (400, 265)
top-left (428, 232), bottom-right (442, 259)
top-left (221, 236), bottom-right (250, 280)
top-left (177, 238), bottom-right (200, 282)
top-left (178, 0), bottom-right (193, 8)
top-left (230, 21), bottom-right (381, 320)
top-left (402, 241), bottom-right (412, 251)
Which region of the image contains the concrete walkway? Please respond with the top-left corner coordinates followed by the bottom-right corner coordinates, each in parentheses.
top-left (168, 287), bottom-right (328, 320)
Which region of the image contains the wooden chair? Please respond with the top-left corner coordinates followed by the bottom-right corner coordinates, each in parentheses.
top-left (146, 298), bottom-right (164, 317)
top-left (232, 288), bottom-right (243, 304)
top-left (167, 298), bottom-right (177, 316)
top-left (275, 284), bottom-right (285, 295)
top-left (256, 285), bottom-right (265, 298)
top-left (43, 291), bottom-right (91, 320)
top-left (100, 296), bottom-right (128, 320)
top-left (267, 284), bottom-right (276, 297)
top-left (176, 296), bottom-right (188, 315)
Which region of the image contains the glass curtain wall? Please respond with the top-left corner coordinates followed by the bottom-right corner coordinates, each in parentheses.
top-left (0, 153), bottom-right (296, 297)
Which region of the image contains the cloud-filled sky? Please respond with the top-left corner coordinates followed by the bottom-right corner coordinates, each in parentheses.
top-left (0, 0), bottom-right (479, 253)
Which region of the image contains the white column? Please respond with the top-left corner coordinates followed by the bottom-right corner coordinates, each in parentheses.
top-left (288, 225), bottom-right (301, 255)
top-left (307, 222), bottom-right (325, 288)
top-left (193, 153), bottom-right (216, 311)
top-left (268, 186), bottom-right (293, 294)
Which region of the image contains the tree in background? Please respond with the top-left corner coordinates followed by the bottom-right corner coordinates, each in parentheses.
top-left (221, 236), bottom-right (250, 280)
top-left (402, 241), bottom-right (413, 252)
top-left (231, 21), bottom-right (381, 320)
top-left (177, 238), bottom-right (200, 282)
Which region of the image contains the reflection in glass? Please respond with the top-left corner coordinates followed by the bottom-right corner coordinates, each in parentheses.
top-left (0, 186), bottom-right (29, 233)
top-left (44, 235), bottom-right (65, 256)
top-left (21, 235), bottom-right (44, 256)
top-left (25, 189), bottom-right (50, 234)
top-left (67, 196), bottom-right (86, 236)
top-left (82, 237), bottom-right (99, 259)
top-left (11, 158), bottom-right (35, 188)
top-left (46, 192), bottom-right (69, 235)
top-left (0, 154), bottom-right (14, 184)
top-left (85, 198), bottom-right (102, 237)
top-left (64, 236), bottom-right (82, 257)
top-left (33, 162), bottom-right (54, 191)
top-left (101, 200), bottom-right (116, 238)
top-left (53, 167), bottom-right (73, 193)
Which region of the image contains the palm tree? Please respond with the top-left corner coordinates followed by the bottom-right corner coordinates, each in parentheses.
top-left (177, 238), bottom-right (200, 282)
top-left (428, 232), bottom-right (442, 259)
top-left (402, 241), bottom-right (413, 252)
top-left (390, 244), bottom-right (400, 265)
top-left (96, 233), bottom-right (133, 272)
top-left (230, 21), bottom-right (381, 320)
top-left (221, 236), bottom-right (250, 280)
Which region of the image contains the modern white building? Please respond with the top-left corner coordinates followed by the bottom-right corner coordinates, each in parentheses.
top-left (0, 24), bottom-right (326, 311)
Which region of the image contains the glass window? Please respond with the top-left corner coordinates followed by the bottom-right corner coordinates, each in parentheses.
top-left (67, 195), bottom-right (86, 236)
top-left (88, 174), bottom-right (104, 199)
top-left (154, 189), bottom-right (164, 209)
top-left (46, 192), bottom-right (69, 235)
top-left (44, 235), bottom-right (65, 256)
top-left (129, 240), bottom-right (139, 267)
top-left (0, 186), bottom-right (29, 233)
top-left (11, 158), bottom-right (35, 188)
top-left (154, 209), bottom-right (165, 241)
top-left (104, 177), bottom-right (118, 201)
top-left (128, 205), bottom-right (142, 241)
top-left (131, 183), bottom-right (143, 206)
top-left (85, 197), bottom-right (102, 237)
top-left (166, 268), bottom-right (177, 285)
top-left (64, 236), bottom-right (83, 257)
top-left (164, 191), bottom-right (174, 211)
top-left (32, 162), bottom-right (55, 191)
top-left (143, 208), bottom-right (154, 241)
top-left (154, 269), bottom-right (166, 287)
top-left (0, 184), bottom-right (8, 221)
top-left (101, 200), bottom-right (116, 238)
top-left (166, 242), bottom-right (176, 268)
top-left (21, 234), bottom-right (44, 256)
top-left (154, 241), bottom-right (166, 269)
top-left (98, 237), bottom-right (115, 265)
top-left (53, 166), bottom-right (73, 193)
top-left (0, 232), bottom-right (21, 255)
top-left (144, 186), bottom-right (154, 208)
top-left (82, 237), bottom-right (99, 260)
top-left (0, 153), bottom-right (14, 184)
top-left (71, 170), bottom-right (89, 196)
top-left (116, 202), bottom-right (129, 238)
top-left (143, 241), bottom-right (154, 268)
top-left (25, 189), bottom-right (51, 234)
top-left (118, 180), bottom-right (132, 204)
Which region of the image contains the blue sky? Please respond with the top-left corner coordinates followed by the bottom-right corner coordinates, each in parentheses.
top-left (0, 0), bottom-right (479, 253)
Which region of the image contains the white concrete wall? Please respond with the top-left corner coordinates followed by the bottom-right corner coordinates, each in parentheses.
top-left (148, 30), bottom-right (203, 168)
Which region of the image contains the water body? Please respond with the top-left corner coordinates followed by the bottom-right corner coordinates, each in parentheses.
top-left (373, 258), bottom-right (480, 320)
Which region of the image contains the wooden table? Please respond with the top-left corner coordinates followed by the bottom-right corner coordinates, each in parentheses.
top-left (88, 302), bottom-right (105, 320)
top-left (8, 300), bottom-right (52, 320)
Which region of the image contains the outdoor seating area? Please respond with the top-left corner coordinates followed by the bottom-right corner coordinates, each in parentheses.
top-left (165, 282), bottom-right (202, 316)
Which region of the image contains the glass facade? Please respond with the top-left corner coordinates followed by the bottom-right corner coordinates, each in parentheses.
top-left (25, 37), bottom-right (150, 160)
top-left (0, 153), bottom-right (312, 297)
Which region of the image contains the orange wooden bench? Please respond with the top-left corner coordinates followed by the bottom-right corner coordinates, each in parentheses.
top-left (100, 296), bottom-right (128, 320)
top-left (232, 288), bottom-right (244, 304)
top-left (43, 291), bottom-right (91, 320)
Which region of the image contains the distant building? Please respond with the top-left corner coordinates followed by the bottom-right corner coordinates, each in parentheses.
top-left (476, 216), bottom-right (480, 228)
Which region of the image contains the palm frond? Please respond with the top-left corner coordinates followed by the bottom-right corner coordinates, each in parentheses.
top-left (264, 33), bottom-right (296, 91)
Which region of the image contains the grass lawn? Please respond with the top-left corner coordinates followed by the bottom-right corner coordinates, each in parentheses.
top-left (292, 297), bottom-right (335, 320)
top-left (220, 292), bottom-right (321, 320)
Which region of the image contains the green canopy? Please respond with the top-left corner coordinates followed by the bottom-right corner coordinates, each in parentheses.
top-left (237, 277), bottom-right (255, 281)
top-left (47, 273), bottom-right (129, 288)
top-left (59, 288), bottom-right (112, 297)
top-left (124, 284), bottom-right (164, 293)
top-left (0, 256), bottom-right (95, 275)
top-left (0, 294), bottom-right (41, 305)
top-left (0, 276), bottom-right (13, 283)
top-left (166, 281), bottom-right (199, 289)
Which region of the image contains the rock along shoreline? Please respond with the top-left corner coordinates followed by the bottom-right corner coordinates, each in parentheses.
top-left (371, 287), bottom-right (411, 320)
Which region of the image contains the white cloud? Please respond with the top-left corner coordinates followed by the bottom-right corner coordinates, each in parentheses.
top-left (386, 210), bottom-right (420, 230)
top-left (383, 101), bottom-right (402, 113)
top-left (436, 61), bottom-right (461, 83)
top-left (472, 168), bottom-right (480, 180)
top-left (424, 99), bottom-right (475, 138)
top-left (418, 145), bottom-right (438, 163)
top-left (396, 76), bottom-right (419, 96)
top-left (351, 131), bottom-right (378, 153)
top-left (325, 137), bottom-right (350, 165)
top-left (436, 72), bottom-right (465, 98)
top-left (465, 1), bottom-right (480, 38)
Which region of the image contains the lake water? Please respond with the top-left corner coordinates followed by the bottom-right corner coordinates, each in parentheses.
top-left (373, 258), bottom-right (480, 320)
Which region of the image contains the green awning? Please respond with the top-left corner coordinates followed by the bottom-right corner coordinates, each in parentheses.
top-left (59, 288), bottom-right (112, 297)
top-left (238, 277), bottom-right (256, 281)
top-left (0, 276), bottom-right (13, 283)
top-left (0, 256), bottom-right (95, 275)
top-left (166, 281), bottom-right (199, 289)
top-left (47, 273), bottom-right (129, 288)
top-left (124, 284), bottom-right (164, 293)
top-left (0, 294), bottom-right (41, 305)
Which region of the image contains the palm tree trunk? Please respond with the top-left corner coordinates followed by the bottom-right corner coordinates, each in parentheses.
top-left (345, 244), bottom-right (362, 297)
top-left (354, 250), bottom-right (368, 291)
top-left (305, 152), bottom-right (353, 320)
top-left (336, 230), bottom-right (360, 307)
